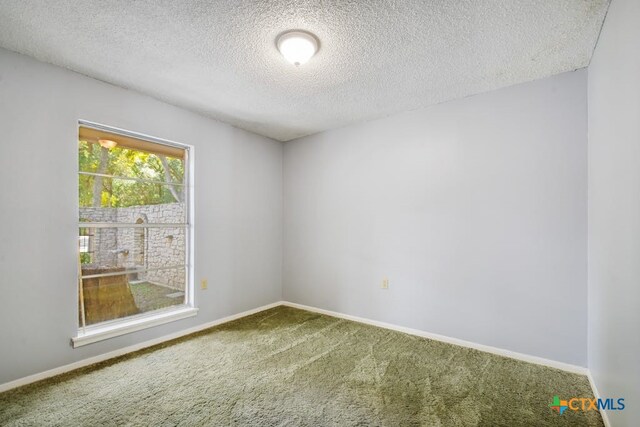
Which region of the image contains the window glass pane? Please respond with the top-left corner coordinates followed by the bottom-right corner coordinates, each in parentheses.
top-left (79, 266), bottom-right (186, 326)
top-left (78, 226), bottom-right (186, 273)
top-left (79, 175), bottom-right (186, 216)
top-left (79, 140), bottom-right (184, 184)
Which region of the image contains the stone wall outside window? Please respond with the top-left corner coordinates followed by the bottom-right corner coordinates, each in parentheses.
top-left (79, 203), bottom-right (185, 290)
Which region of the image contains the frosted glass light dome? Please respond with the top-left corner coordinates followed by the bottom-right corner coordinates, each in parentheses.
top-left (277, 31), bottom-right (319, 66)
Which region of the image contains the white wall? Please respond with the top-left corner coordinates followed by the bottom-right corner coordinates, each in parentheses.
top-left (284, 70), bottom-right (588, 366)
top-left (588, 0), bottom-right (640, 423)
top-left (0, 48), bottom-right (283, 385)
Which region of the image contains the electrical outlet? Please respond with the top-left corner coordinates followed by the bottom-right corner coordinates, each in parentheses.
top-left (201, 279), bottom-right (208, 290)
top-left (381, 278), bottom-right (389, 289)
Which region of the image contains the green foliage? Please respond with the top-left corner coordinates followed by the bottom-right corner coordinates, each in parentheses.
top-left (79, 140), bottom-right (184, 208)
top-left (80, 253), bottom-right (92, 264)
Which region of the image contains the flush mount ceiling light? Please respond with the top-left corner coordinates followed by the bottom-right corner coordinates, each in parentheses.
top-left (276, 30), bottom-right (319, 66)
top-left (98, 138), bottom-right (118, 149)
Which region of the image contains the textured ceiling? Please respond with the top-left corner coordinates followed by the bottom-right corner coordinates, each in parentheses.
top-left (0, 1), bottom-right (609, 141)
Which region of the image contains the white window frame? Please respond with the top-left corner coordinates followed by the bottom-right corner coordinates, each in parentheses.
top-left (72, 120), bottom-right (196, 348)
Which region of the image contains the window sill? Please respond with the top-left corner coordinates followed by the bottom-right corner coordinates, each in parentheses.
top-left (72, 306), bottom-right (198, 348)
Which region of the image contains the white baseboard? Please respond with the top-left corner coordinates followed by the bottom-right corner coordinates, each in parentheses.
top-left (587, 371), bottom-right (611, 427)
top-left (0, 301), bottom-right (284, 394)
top-left (281, 301), bottom-right (588, 375)
top-left (1, 300), bottom-right (595, 403)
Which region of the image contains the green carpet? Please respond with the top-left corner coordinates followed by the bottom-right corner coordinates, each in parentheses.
top-left (0, 306), bottom-right (603, 426)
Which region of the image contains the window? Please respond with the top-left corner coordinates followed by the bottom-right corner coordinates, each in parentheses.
top-left (74, 121), bottom-right (195, 346)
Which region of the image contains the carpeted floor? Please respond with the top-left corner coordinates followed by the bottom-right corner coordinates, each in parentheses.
top-left (0, 306), bottom-right (603, 426)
